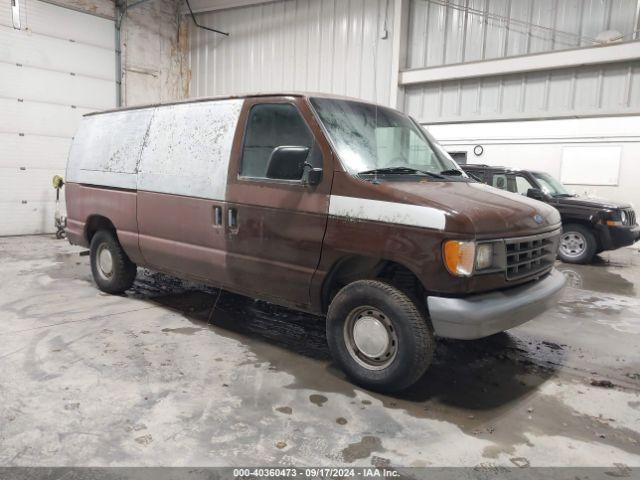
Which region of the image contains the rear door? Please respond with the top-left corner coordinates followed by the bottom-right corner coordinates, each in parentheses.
top-left (224, 96), bottom-right (333, 308)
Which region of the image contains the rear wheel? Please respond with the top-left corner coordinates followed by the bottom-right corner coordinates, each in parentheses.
top-left (90, 230), bottom-right (137, 294)
top-left (558, 224), bottom-right (597, 264)
top-left (326, 280), bottom-right (434, 393)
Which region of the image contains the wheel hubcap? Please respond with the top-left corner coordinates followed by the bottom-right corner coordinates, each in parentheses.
top-left (97, 244), bottom-right (114, 278)
top-left (344, 307), bottom-right (398, 370)
top-left (353, 316), bottom-right (389, 358)
top-left (560, 232), bottom-right (587, 258)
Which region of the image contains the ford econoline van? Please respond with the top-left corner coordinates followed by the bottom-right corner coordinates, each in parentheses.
top-left (65, 93), bottom-right (566, 392)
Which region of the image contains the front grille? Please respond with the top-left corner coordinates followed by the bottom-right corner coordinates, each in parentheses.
top-left (505, 230), bottom-right (560, 281)
top-left (623, 208), bottom-right (636, 226)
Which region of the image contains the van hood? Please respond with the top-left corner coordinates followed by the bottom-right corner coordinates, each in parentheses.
top-left (373, 180), bottom-right (561, 237)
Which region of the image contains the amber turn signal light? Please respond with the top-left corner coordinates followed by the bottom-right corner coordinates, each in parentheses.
top-left (443, 240), bottom-right (476, 277)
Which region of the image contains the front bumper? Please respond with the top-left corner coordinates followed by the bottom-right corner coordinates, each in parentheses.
top-left (427, 269), bottom-right (566, 340)
top-left (595, 224), bottom-right (640, 251)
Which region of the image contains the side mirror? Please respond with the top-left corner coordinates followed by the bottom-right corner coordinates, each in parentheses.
top-left (266, 146), bottom-right (310, 180)
top-left (527, 188), bottom-right (548, 201)
top-left (304, 163), bottom-right (323, 186)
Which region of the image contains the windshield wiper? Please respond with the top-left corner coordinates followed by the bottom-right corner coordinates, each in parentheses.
top-left (554, 193), bottom-right (575, 198)
top-left (358, 166), bottom-right (445, 179)
top-left (440, 169), bottom-right (463, 176)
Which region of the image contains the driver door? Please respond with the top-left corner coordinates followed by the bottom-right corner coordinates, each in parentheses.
top-left (223, 97), bottom-right (333, 309)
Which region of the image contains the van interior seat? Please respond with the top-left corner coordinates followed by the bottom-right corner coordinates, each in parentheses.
top-left (242, 146), bottom-right (274, 177)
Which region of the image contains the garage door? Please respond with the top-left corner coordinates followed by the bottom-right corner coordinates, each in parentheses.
top-left (0, 0), bottom-right (115, 235)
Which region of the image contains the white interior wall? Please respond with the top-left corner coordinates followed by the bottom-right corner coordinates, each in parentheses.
top-left (428, 115), bottom-right (640, 209)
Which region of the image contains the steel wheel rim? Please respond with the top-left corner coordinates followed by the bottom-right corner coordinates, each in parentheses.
top-left (344, 306), bottom-right (398, 371)
top-left (97, 244), bottom-right (114, 279)
top-left (560, 231), bottom-right (587, 258)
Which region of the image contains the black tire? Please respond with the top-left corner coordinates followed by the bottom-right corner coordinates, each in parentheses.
top-left (90, 230), bottom-right (137, 294)
top-left (558, 223), bottom-right (597, 264)
top-left (326, 280), bottom-right (434, 393)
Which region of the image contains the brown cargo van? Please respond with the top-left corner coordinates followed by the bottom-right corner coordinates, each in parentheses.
top-left (66, 93), bottom-right (566, 392)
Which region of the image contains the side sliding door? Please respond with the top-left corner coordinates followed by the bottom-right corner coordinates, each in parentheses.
top-left (136, 99), bottom-right (244, 285)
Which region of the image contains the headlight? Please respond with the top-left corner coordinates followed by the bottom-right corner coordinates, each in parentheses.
top-left (475, 243), bottom-right (494, 270)
top-left (605, 210), bottom-right (625, 226)
top-left (443, 241), bottom-right (497, 276)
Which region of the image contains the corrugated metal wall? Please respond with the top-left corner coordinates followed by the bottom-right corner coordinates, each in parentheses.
top-left (407, 0), bottom-right (639, 68)
top-left (404, 0), bottom-right (640, 122)
top-left (405, 60), bottom-right (640, 122)
top-left (188, 0), bottom-right (393, 104)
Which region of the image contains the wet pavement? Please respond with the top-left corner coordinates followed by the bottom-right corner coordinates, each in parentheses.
top-left (0, 235), bottom-right (639, 467)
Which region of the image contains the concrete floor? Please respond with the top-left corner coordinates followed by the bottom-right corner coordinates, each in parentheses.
top-left (0, 235), bottom-right (639, 467)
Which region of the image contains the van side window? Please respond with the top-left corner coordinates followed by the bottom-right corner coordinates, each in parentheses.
top-left (241, 103), bottom-right (313, 180)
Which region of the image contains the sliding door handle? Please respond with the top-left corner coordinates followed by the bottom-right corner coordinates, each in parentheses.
top-left (228, 207), bottom-right (238, 229)
top-left (213, 206), bottom-right (222, 226)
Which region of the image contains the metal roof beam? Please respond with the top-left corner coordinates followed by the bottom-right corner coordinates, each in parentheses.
top-left (400, 41), bottom-right (640, 86)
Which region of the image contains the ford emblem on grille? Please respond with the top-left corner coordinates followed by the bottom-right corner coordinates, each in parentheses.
top-left (533, 214), bottom-right (544, 224)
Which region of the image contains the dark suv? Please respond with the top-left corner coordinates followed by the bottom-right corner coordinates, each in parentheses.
top-left (462, 164), bottom-right (639, 264)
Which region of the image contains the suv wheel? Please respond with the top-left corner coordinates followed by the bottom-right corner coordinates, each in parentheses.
top-left (558, 224), bottom-right (597, 264)
top-left (326, 280), bottom-right (434, 393)
top-left (90, 230), bottom-right (137, 294)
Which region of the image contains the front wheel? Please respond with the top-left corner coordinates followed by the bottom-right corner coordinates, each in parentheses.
top-left (90, 230), bottom-right (137, 294)
top-left (558, 224), bottom-right (597, 264)
top-left (326, 280), bottom-right (434, 393)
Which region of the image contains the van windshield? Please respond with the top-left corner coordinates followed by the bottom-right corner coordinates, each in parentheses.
top-left (310, 97), bottom-right (463, 179)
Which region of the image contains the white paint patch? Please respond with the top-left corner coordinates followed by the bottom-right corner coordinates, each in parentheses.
top-left (66, 99), bottom-right (243, 198)
top-left (137, 99), bottom-right (243, 200)
top-left (66, 108), bottom-right (154, 190)
top-left (329, 195), bottom-right (447, 230)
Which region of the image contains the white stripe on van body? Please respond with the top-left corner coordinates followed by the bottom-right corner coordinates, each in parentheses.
top-left (329, 195), bottom-right (447, 230)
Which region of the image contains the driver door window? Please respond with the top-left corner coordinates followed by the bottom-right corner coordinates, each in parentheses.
top-left (514, 175), bottom-right (535, 195)
top-left (491, 173), bottom-right (534, 195)
top-left (240, 103), bottom-right (312, 180)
